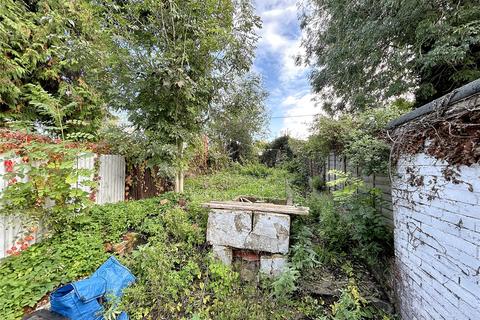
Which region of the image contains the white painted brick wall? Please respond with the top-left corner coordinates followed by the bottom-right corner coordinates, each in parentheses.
top-left (392, 153), bottom-right (480, 320)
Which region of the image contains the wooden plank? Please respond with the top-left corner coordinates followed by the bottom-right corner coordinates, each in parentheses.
top-left (202, 201), bottom-right (309, 216)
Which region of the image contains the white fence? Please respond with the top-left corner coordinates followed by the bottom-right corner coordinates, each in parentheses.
top-left (0, 154), bottom-right (125, 259)
top-left (97, 155), bottom-right (126, 204)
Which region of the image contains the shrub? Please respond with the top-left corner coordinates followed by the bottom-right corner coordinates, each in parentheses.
top-left (260, 135), bottom-right (294, 167)
top-left (271, 264), bottom-right (300, 300)
top-left (309, 195), bottom-right (351, 255)
top-left (311, 175), bottom-right (325, 191)
top-left (309, 172), bottom-right (393, 266)
top-left (235, 162), bottom-right (273, 178)
top-left (0, 195), bottom-right (175, 320)
top-left (331, 280), bottom-right (373, 320)
top-left (0, 142), bottom-right (95, 233)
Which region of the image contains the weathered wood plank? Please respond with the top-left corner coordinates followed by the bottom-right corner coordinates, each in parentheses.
top-left (202, 201), bottom-right (309, 216)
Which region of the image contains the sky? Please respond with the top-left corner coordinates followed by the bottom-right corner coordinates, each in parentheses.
top-left (253, 0), bottom-right (319, 140)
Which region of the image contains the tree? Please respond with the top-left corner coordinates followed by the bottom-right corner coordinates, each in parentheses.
top-left (0, 0), bottom-right (109, 140)
top-left (261, 135), bottom-right (294, 168)
top-left (105, 0), bottom-right (260, 192)
top-left (307, 99), bottom-right (411, 175)
top-left (300, 0), bottom-right (480, 113)
top-left (208, 73), bottom-right (268, 162)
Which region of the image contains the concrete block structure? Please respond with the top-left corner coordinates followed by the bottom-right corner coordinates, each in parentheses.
top-left (204, 200), bottom-right (308, 277)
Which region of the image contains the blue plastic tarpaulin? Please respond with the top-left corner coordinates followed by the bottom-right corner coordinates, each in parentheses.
top-left (50, 256), bottom-right (135, 320)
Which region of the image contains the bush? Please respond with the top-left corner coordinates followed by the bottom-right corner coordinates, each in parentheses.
top-left (308, 100), bottom-right (411, 176)
top-left (0, 230), bottom-right (108, 320)
top-left (311, 175), bottom-right (325, 191)
top-left (235, 162), bottom-right (273, 178)
top-left (260, 135), bottom-right (294, 167)
top-left (0, 195), bottom-right (180, 320)
top-left (308, 175), bottom-right (392, 267)
top-left (0, 142), bottom-right (95, 233)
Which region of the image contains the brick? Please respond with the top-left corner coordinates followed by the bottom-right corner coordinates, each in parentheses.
top-left (393, 152), bottom-right (480, 320)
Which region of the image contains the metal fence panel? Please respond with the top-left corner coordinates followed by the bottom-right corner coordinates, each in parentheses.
top-left (96, 155), bottom-right (125, 204)
top-left (0, 154), bottom-right (125, 259)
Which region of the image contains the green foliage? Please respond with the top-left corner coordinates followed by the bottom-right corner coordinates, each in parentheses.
top-left (330, 280), bottom-right (376, 320)
top-left (310, 173), bottom-right (393, 267)
top-left (306, 195), bottom-right (350, 261)
top-left (326, 170), bottom-right (365, 202)
top-left (0, 142), bottom-right (95, 232)
top-left (0, 0), bottom-right (108, 139)
top-left (0, 230), bottom-right (108, 320)
top-left (120, 244), bottom-right (205, 319)
top-left (280, 138), bottom-right (325, 195)
top-left (208, 73), bottom-right (269, 162)
top-left (309, 115), bottom-right (354, 154)
top-left (235, 162), bottom-right (274, 178)
top-left (339, 189), bottom-right (393, 266)
top-left (0, 168), bottom-right (300, 320)
top-left (290, 225), bottom-right (319, 270)
top-left (344, 135), bottom-right (391, 176)
top-left (0, 165), bottom-right (392, 320)
top-left (260, 135), bottom-right (294, 167)
top-left (309, 102), bottom-right (410, 176)
top-left (185, 163), bottom-right (292, 202)
top-left (105, 0), bottom-right (260, 173)
top-left (301, 0), bottom-right (480, 111)
top-left (271, 264), bottom-right (300, 299)
top-left (0, 194), bottom-right (187, 320)
top-left (99, 125), bottom-right (151, 165)
top-left (311, 176), bottom-right (325, 191)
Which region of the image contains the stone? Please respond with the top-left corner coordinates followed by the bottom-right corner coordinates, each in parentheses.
top-left (212, 245), bottom-right (233, 265)
top-left (260, 254), bottom-right (287, 277)
top-left (244, 212), bottom-right (290, 254)
top-left (206, 210), bottom-right (252, 248)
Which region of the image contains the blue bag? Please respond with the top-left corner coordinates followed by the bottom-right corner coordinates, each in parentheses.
top-left (50, 256), bottom-right (135, 320)
top-left (92, 256), bottom-right (136, 299)
top-left (50, 278), bottom-right (105, 320)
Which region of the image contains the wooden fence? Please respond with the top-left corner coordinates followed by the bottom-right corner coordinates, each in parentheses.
top-left (125, 165), bottom-right (173, 201)
top-left (325, 152), bottom-right (394, 226)
top-left (0, 154), bottom-right (125, 259)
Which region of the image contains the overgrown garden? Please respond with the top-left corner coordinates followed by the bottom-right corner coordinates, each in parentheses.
top-left (0, 163), bottom-right (395, 319)
top-left (1, 0), bottom-right (479, 319)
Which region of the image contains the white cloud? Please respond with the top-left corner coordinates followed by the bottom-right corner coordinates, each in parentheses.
top-left (254, 0), bottom-right (323, 140)
top-left (280, 92), bottom-right (324, 140)
top-left (256, 1), bottom-right (307, 82)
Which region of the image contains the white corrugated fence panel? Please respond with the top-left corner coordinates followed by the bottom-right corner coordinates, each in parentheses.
top-left (0, 153), bottom-right (126, 259)
top-left (96, 155), bottom-right (125, 204)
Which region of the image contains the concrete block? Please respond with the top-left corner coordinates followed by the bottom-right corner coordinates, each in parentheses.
top-left (206, 210), bottom-right (252, 248)
top-left (260, 254), bottom-right (287, 277)
top-left (212, 245), bottom-right (232, 265)
top-left (244, 212), bottom-right (290, 254)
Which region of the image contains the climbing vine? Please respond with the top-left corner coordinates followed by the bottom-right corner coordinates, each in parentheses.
top-left (0, 130), bottom-right (108, 236)
top-left (388, 95), bottom-right (480, 166)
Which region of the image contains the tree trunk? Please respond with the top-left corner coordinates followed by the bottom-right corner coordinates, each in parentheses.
top-left (179, 169), bottom-right (184, 193)
top-left (174, 139), bottom-right (184, 193)
top-left (175, 171), bottom-right (180, 193)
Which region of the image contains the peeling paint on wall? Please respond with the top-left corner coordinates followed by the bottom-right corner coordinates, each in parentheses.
top-left (392, 153), bottom-right (480, 320)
